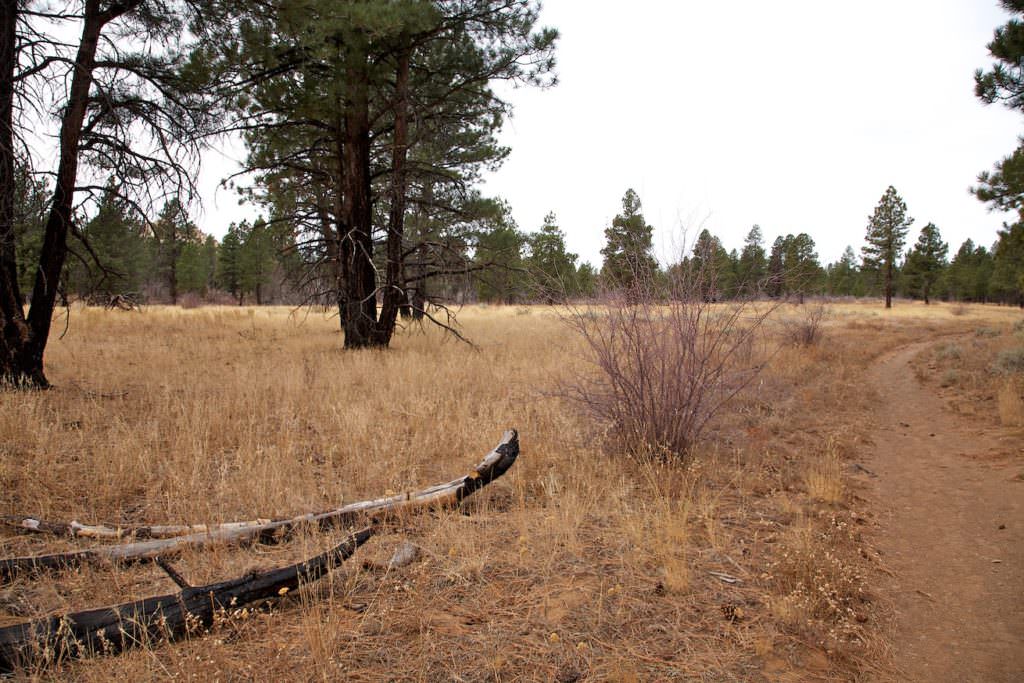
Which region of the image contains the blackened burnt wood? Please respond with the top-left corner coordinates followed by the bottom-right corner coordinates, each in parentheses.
top-left (0, 528), bottom-right (373, 673)
top-left (0, 430), bottom-right (519, 581)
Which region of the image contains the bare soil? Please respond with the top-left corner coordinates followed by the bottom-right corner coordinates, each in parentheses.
top-left (868, 340), bottom-right (1024, 682)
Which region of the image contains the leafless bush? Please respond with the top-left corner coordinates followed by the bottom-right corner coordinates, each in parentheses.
top-left (783, 301), bottom-right (829, 347)
top-left (177, 292), bottom-right (204, 309)
top-left (561, 267), bottom-right (777, 459)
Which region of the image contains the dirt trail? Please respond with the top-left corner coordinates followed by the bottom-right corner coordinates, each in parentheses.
top-left (867, 340), bottom-right (1024, 683)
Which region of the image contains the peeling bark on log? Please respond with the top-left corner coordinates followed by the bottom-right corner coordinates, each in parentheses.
top-left (0, 528), bottom-right (373, 674)
top-left (0, 430), bottom-right (519, 582)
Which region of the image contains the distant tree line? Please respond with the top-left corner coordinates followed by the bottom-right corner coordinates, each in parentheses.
top-left (16, 180), bottom-right (1021, 309)
top-left (489, 186), bottom-right (1024, 307)
top-left (13, 172), bottom-right (303, 306)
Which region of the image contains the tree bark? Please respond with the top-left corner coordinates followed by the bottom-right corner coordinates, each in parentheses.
top-left (885, 260), bottom-right (893, 309)
top-left (0, 0), bottom-right (35, 387)
top-left (2, 1), bottom-right (138, 386)
top-left (341, 41), bottom-right (377, 349)
top-left (25, 2), bottom-right (110, 378)
top-left (374, 44), bottom-right (411, 346)
top-left (0, 528), bottom-right (373, 674)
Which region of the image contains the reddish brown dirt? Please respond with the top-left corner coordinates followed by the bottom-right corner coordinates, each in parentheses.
top-left (868, 341), bottom-right (1024, 683)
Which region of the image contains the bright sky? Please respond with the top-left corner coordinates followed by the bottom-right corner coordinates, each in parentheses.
top-left (199, 0), bottom-right (1021, 267)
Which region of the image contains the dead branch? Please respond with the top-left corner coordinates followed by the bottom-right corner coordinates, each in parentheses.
top-left (0, 430), bottom-right (519, 582)
top-left (0, 527), bottom-right (373, 674)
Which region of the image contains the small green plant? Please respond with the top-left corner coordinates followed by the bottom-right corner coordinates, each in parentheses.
top-left (975, 326), bottom-right (1001, 338)
top-left (936, 343), bottom-right (962, 362)
top-left (940, 369), bottom-right (959, 387)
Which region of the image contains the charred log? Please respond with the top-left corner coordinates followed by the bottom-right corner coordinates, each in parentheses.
top-left (0, 527), bottom-right (373, 674)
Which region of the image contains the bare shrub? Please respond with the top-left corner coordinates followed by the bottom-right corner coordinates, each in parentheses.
top-left (949, 303), bottom-right (968, 316)
top-left (177, 292), bottom-right (204, 309)
top-left (561, 267), bottom-right (777, 459)
top-left (783, 301), bottom-right (829, 347)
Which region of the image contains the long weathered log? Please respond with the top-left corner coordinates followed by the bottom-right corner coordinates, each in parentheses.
top-left (0, 430), bottom-right (519, 582)
top-left (0, 527), bottom-right (374, 674)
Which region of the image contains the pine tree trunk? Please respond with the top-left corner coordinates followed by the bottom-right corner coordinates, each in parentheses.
top-left (374, 45), bottom-right (411, 347)
top-left (5, 1), bottom-right (117, 387)
top-left (340, 44), bottom-right (378, 349)
top-left (884, 260), bottom-right (893, 308)
top-left (0, 0), bottom-right (40, 387)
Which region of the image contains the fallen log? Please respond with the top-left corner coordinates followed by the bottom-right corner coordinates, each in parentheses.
top-left (0, 527), bottom-right (373, 674)
top-left (0, 430), bottom-right (519, 582)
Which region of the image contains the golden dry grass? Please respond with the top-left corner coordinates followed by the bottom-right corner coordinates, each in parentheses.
top-left (998, 380), bottom-right (1024, 428)
top-left (0, 298), bottom-right (1018, 680)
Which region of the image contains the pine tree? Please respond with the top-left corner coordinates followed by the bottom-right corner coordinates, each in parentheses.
top-left (600, 189), bottom-right (658, 289)
top-left (151, 200), bottom-right (199, 305)
top-left (902, 223), bottom-right (948, 304)
top-left (946, 240), bottom-right (995, 302)
top-left (783, 233), bottom-right (821, 303)
top-left (990, 222), bottom-right (1024, 306)
top-left (974, 1), bottom-right (1024, 211)
top-left (863, 186), bottom-right (913, 308)
top-left (474, 209), bottom-right (526, 304)
top-left (214, 0), bottom-right (557, 347)
top-left (575, 263), bottom-right (598, 298)
top-left (766, 236), bottom-right (785, 298)
top-left (218, 224), bottom-right (244, 304)
top-left (527, 212), bottom-right (578, 302)
top-left (826, 246), bottom-right (860, 297)
top-left (689, 229), bottom-right (734, 301)
top-left (12, 165), bottom-right (48, 303)
top-left (736, 225), bottom-right (767, 294)
top-left (70, 179), bottom-right (148, 299)
top-left (239, 218), bottom-right (276, 305)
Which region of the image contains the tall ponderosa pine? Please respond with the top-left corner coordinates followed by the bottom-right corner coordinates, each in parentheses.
top-left (903, 223), bottom-right (948, 304)
top-left (0, 1), bottom-right (226, 386)
top-left (213, 1), bottom-right (556, 348)
top-left (863, 186), bottom-right (913, 308)
top-left (601, 189), bottom-right (657, 289)
top-left (974, 1), bottom-right (1024, 211)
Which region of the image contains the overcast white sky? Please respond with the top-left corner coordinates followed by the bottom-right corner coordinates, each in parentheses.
top-left (199, 0), bottom-right (1021, 267)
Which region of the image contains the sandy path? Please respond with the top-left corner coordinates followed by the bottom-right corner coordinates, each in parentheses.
top-left (867, 341), bottom-right (1024, 683)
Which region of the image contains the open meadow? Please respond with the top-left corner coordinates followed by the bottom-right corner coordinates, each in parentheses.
top-left (1, 300), bottom-right (1022, 681)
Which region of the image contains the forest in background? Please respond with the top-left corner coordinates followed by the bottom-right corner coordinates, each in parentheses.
top-left (13, 171), bottom-right (1024, 307)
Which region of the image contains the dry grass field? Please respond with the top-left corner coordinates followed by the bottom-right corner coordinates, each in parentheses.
top-left (1, 300), bottom-right (1022, 681)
